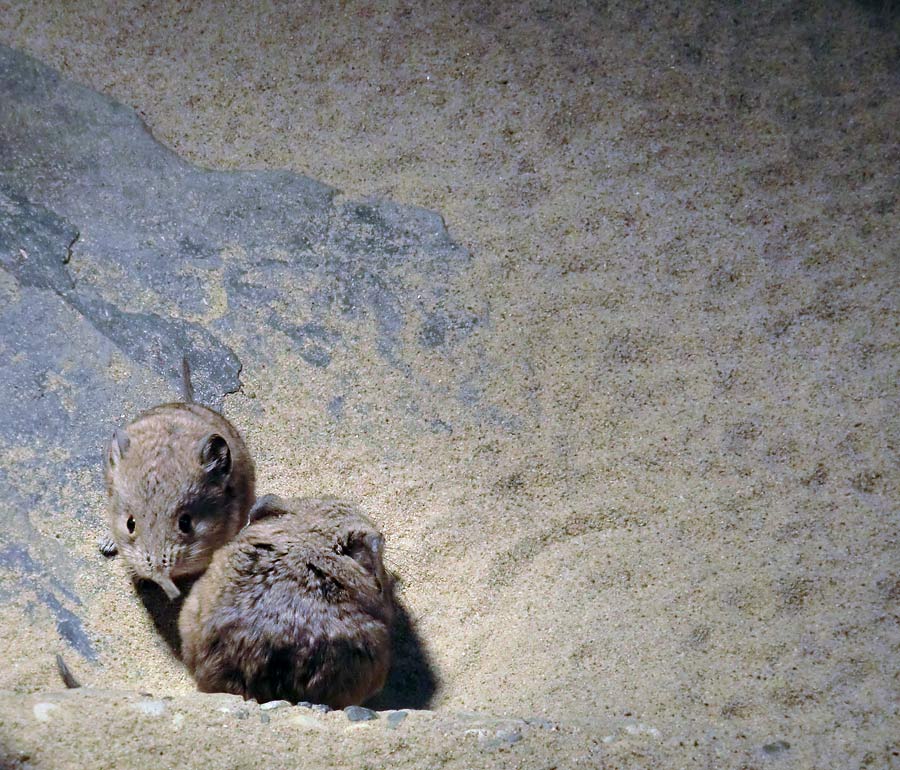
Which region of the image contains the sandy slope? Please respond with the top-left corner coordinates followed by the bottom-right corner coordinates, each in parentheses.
top-left (1, 1), bottom-right (897, 766)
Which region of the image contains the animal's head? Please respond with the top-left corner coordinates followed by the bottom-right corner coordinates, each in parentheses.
top-left (104, 425), bottom-right (246, 599)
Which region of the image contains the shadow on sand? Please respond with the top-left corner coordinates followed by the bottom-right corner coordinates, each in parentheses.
top-left (366, 600), bottom-right (439, 710)
top-left (135, 576), bottom-right (197, 659)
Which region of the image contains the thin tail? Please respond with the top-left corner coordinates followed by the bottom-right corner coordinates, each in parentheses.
top-left (181, 356), bottom-right (195, 403)
top-left (55, 654), bottom-right (81, 689)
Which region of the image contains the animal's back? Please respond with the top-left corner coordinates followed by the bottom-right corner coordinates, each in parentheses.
top-left (179, 497), bottom-right (393, 707)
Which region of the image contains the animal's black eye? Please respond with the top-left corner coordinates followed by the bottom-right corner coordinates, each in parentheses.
top-left (126, 516), bottom-right (135, 534)
top-left (178, 513), bottom-right (192, 534)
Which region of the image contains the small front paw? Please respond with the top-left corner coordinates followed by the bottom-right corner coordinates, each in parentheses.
top-left (98, 534), bottom-right (118, 557)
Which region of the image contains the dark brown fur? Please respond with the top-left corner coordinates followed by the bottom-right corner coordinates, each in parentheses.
top-left (178, 496), bottom-right (394, 708)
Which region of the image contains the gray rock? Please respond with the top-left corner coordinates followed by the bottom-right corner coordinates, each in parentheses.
top-left (385, 710), bottom-right (408, 729)
top-left (762, 739), bottom-right (791, 755)
top-left (259, 700), bottom-right (292, 711)
top-left (0, 43), bottom-right (491, 689)
top-left (480, 729), bottom-right (523, 750)
top-left (344, 706), bottom-right (378, 722)
top-left (0, 544), bottom-right (96, 661)
top-left (131, 700), bottom-right (167, 717)
top-left (524, 717), bottom-right (557, 730)
top-left (32, 702), bottom-right (59, 722)
top-left (295, 701), bottom-right (332, 713)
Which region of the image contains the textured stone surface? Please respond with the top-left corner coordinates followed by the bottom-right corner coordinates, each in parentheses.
top-left (0, 1), bottom-right (898, 767)
top-left (344, 705), bottom-right (378, 722)
top-left (0, 689), bottom-right (629, 770)
top-left (0, 44), bottom-right (472, 702)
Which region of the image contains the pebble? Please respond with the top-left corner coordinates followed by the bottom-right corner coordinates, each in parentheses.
top-left (478, 728), bottom-right (523, 751)
top-left (132, 700), bottom-right (167, 717)
top-left (311, 703), bottom-right (332, 714)
top-left (762, 740), bottom-right (790, 755)
top-left (386, 710), bottom-right (408, 729)
top-left (32, 702), bottom-right (58, 722)
top-left (524, 717), bottom-right (557, 730)
top-left (216, 698), bottom-right (250, 719)
top-left (344, 705), bottom-right (378, 722)
top-left (290, 713), bottom-right (325, 730)
top-left (624, 722), bottom-right (661, 738)
top-left (260, 712), bottom-right (270, 724)
top-left (260, 700), bottom-right (291, 711)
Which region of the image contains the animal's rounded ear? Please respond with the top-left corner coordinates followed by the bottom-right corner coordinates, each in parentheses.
top-left (107, 428), bottom-right (130, 468)
top-left (199, 433), bottom-right (231, 479)
top-left (248, 494), bottom-right (284, 523)
top-left (346, 531), bottom-right (384, 575)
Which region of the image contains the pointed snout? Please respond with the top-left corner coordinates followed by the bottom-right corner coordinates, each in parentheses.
top-left (152, 573), bottom-right (181, 600)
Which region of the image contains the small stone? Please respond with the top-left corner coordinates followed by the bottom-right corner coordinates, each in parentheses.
top-left (132, 700), bottom-right (167, 717)
top-left (386, 710), bottom-right (408, 728)
top-left (478, 729), bottom-right (523, 751)
top-left (234, 708), bottom-right (250, 720)
top-left (33, 702), bottom-right (58, 722)
top-left (311, 703), bottom-right (332, 714)
top-left (524, 717), bottom-right (557, 730)
top-left (211, 696), bottom-right (246, 713)
top-left (290, 713), bottom-right (325, 730)
top-left (762, 740), bottom-right (790, 755)
top-left (260, 700), bottom-right (291, 711)
top-left (344, 705), bottom-right (378, 722)
top-left (260, 712), bottom-right (270, 724)
top-left (624, 722), bottom-right (661, 738)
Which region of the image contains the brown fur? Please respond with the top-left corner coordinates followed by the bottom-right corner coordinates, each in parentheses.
top-left (103, 402), bottom-right (255, 597)
top-left (179, 496), bottom-right (394, 708)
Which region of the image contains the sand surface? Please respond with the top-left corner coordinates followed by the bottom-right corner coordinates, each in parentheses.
top-left (1, 1), bottom-right (898, 767)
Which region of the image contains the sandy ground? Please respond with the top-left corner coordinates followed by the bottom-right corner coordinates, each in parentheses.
top-left (1, 1), bottom-right (898, 767)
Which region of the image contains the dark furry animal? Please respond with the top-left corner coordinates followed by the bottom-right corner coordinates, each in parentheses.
top-left (178, 495), bottom-right (394, 708)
